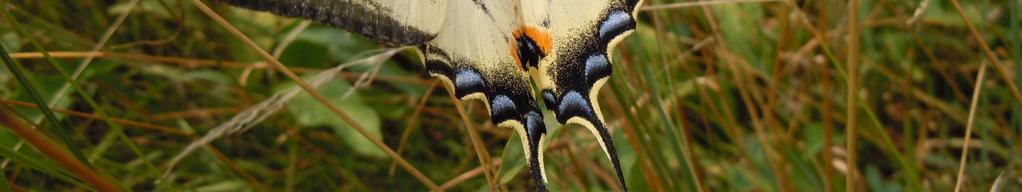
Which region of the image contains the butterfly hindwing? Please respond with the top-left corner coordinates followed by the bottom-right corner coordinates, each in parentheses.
top-left (516, 0), bottom-right (644, 190)
top-left (218, 0), bottom-right (642, 191)
top-left (421, 1), bottom-right (553, 190)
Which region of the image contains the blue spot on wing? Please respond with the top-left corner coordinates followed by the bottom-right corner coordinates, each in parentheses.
top-left (525, 111), bottom-right (546, 137)
top-left (491, 95), bottom-right (517, 118)
top-left (598, 10), bottom-right (634, 43)
top-left (584, 54), bottom-right (611, 83)
top-left (454, 68), bottom-right (485, 98)
top-left (541, 90), bottom-right (557, 110)
top-left (557, 91), bottom-right (592, 122)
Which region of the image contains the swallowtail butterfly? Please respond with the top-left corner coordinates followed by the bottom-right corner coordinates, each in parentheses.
top-left (217, 0), bottom-right (643, 190)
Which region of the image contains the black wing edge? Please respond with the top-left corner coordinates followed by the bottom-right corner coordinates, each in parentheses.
top-left (539, 0), bottom-right (643, 191)
top-left (217, 0), bottom-right (436, 46)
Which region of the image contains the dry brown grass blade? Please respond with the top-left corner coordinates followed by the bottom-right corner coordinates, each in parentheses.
top-left (696, 0), bottom-right (788, 190)
top-left (846, 0), bottom-right (861, 191)
top-left (439, 158), bottom-right (502, 190)
top-left (988, 171), bottom-right (1006, 192)
top-left (187, 0), bottom-right (440, 190)
top-left (1, 99), bottom-right (189, 135)
top-left (0, 105), bottom-right (121, 191)
top-left (241, 20), bottom-right (313, 86)
top-left (641, 0), bottom-right (782, 11)
top-left (151, 107), bottom-right (245, 121)
top-left (161, 47), bottom-right (404, 180)
top-left (948, 0), bottom-right (1022, 107)
top-left (604, 90), bottom-right (665, 192)
top-left (954, 61), bottom-right (988, 192)
top-left (442, 83), bottom-right (497, 189)
top-left (0, 0), bottom-right (140, 170)
top-left (10, 51), bottom-right (290, 70)
top-left (9, 51), bottom-right (431, 85)
top-left (814, 2), bottom-right (834, 190)
top-left (390, 81), bottom-right (439, 176)
top-left (906, 0), bottom-right (931, 25)
top-left (0, 100), bottom-right (268, 188)
top-left (53, 0), bottom-right (138, 98)
top-left (649, 9), bottom-right (708, 192)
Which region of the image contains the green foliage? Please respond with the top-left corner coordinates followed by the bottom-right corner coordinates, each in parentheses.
top-left (1, 0), bottom-right (1021, 191)
top-left (284, 78), bottom-right (386, 158)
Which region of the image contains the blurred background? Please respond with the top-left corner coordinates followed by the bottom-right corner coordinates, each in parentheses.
top-left (0, 0), bottom-right (1020, 191)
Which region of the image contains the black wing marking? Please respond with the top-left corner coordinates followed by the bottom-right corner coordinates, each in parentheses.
top-left (529, 0), bottom-right (643, 191)
top-left (419, 1), bottom-right (555, 190)
top-left (421, 43), bottom-right (551, 191)
top-left (217, 0), bottom-right (443, 46)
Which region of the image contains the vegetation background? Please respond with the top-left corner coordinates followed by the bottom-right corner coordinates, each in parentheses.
top-left (0, 0), bottom-right (1020, 191)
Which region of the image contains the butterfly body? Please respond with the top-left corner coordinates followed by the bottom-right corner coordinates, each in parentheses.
top-left (218, 0), bottom-right (643, 190)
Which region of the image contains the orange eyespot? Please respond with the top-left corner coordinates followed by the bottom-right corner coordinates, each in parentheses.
top-left (517, 27), bottom-right (552, 54)
top-left (510, 26), bottom-right (552, 70)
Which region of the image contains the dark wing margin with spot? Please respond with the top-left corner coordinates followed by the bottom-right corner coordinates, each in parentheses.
top-left (216, 0), bottom-right (444, 46)
top-left (418, 0), bottom-right (553, 190)
top-left (538, 0), bottom-right (643, 191)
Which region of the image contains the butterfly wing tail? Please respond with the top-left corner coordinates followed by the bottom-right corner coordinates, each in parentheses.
top-left (561, 103), bottom-right (627, 191)
top-left (521, 111), bottom-right (550, 191)
top-left (589, 115), bottom-right (627, 191)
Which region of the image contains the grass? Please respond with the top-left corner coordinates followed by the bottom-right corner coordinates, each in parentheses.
top-left (1, 0), bottom-right (1020, 191)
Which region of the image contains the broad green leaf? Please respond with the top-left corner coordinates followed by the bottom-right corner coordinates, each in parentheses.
top-left (284, 77), bottom-right (386, 158)
top-left (295, 26), bottom-right (376, 61)
top-left (497, 131), bottom-right (525, 184)
top-left (278, 40), bottom-right (330, 68)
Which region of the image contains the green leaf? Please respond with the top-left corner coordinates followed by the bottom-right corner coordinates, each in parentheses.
top-left (284, 77), bottom-right (386, 158)
top-left (278, 40), bottom-right (330, 68)
top-left (497, 131), bottom-right (525, 184)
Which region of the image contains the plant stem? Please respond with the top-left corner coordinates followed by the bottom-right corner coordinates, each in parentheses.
top-left (187, 0), bottom-right (440, 190)
top-left (846, 0), bottom-right (861, 191)
top-left (0, 106), bottom-right (120, 191)
top-left (954, 62), bottom-right (988, 192)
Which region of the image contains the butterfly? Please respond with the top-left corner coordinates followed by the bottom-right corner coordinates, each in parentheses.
top-left (217, 0), bottom-right (643, 190)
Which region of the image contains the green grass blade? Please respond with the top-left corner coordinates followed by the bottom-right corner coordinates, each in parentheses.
top-left (638, 54), bottom-right (700, 191)
top-left (0, 36), bottom-right (90, 166)
top-left (0, 136), bottom-right (86, 187)
top-left (2, 2), bottom-right (157, 179)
